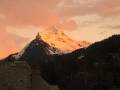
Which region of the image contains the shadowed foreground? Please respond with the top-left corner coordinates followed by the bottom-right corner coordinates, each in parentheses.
top-left (0, 60), bottom-right (59, 90)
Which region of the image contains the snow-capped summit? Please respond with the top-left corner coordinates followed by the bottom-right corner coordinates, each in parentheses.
top-left (39, 27), bottom-right (90, 52)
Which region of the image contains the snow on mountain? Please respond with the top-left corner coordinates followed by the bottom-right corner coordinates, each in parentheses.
top-left (12, 34), bottom-right (61, 60)
top-left (39, 27), bottom-right (90, 52)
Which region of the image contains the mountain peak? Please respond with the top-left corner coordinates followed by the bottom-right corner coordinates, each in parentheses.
top-left (35, 32), bottom-right (42, 40)
top-left (38, 29), bottom-right (90, 52)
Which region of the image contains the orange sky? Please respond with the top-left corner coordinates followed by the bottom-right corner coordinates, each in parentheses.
top-left (0, 0), bottom-right (120, 58)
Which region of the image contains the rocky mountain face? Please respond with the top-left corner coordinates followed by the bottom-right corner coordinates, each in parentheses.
top-left (0, 34), bottom-right (120, 90)
top-left (12, 33), bottom-right (61, 63)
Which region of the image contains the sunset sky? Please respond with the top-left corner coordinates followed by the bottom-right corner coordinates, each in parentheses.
top-left (0, 0), bottom-right (120, 58)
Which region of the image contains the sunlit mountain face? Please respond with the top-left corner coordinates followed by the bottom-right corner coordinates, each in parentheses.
top-left (39, 27), bottom-right (90, 52)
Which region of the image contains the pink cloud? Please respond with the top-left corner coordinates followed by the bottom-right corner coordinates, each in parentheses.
top-left (57, 0), bottom-right (120, 17)
top-left (0, 0), bottom-right (61, 27)
top-left (0, 0), bottom-right (79, 29)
